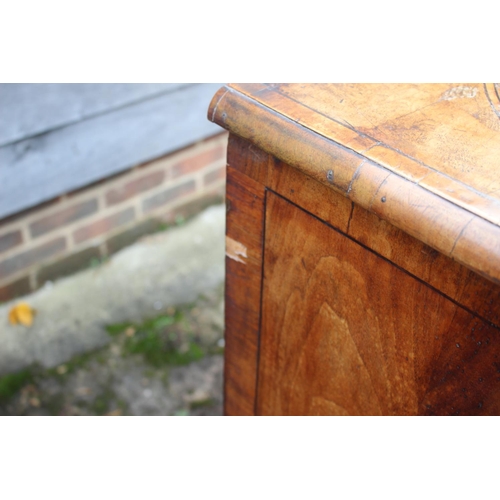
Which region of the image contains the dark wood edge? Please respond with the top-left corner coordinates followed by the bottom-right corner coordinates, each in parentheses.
top-left (223, 165), bottom-right (266, 415)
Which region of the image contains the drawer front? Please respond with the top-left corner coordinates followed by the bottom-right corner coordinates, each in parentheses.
top-left (257, 192), bottom-right (500, 415)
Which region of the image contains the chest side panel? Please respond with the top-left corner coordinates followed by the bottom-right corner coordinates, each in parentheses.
top-left (257, 192), bottom-right (500, 416)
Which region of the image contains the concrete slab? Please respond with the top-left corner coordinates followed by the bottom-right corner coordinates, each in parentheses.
top-left (0, 204), bottom-right (226, 375)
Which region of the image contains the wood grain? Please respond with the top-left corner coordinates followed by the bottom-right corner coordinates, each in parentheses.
top-left (232, 83), bottom-right (500, 222)
top-left (265, 156), bottom-right (500, 328)
top-left (227, 134), bottom-right (270, 186)
top-left (208, 84), bottom-right (500, 285)
top-left (257, 193), bottom-right (500, 415)
top-left (217, 88), bottom-right (500, 416)
top-left (224, 163), bottom-right (266, 416)
top-left (348, 205), bottom-right (500, 328)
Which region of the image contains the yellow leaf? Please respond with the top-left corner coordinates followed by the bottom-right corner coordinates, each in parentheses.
top-left (8, 302), bottom-right (35, 327)
top-left (8, 308), bottom-right (18, 325)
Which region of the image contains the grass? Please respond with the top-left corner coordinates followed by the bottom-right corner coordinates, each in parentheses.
top-left (105, 308), bottom-right (206, 368)
top-left (0, 289), bottom-right (223, 412)
top-left (46, 348), bottom-right (103, 378)
top-left (0, 369), bottom-right (34, 403)
top-left (106, 322), bottom-right (134, 336)
top-left (89, 255), bottom-right (110, 269)
top-left (0, 347), bottom-right (107, 410)
top-left (91, 387), bottom-right (115, 415)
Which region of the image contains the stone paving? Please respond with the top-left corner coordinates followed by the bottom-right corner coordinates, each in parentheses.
top-left (0, 205), bottom-right (226, 416)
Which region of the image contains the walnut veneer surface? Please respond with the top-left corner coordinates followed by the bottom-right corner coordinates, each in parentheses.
top-left (209, 84), bottom-right (500, 416)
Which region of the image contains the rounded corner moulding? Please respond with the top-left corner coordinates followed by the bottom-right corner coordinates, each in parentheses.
top-left (208, 84), bottom-right (500, 285)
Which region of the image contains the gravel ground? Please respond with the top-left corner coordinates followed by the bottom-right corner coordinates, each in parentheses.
top-left (0, 204), bottom-right (226, 416)
top-left (0, 283), bottom-right (225, 416)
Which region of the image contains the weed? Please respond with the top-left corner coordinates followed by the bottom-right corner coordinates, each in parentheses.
top-left (92, 395), bottom-right (109, 415)
top-left (91, 387), bottom-right (116, 415)
top-left (106, 308), bottom-right (206, 368)
top-left (124, 331), bottom-right (204, 367)
top-left (172, 408), bottom-right (189, 416)
top-left (106, 322), bottom-right (134, 336)
top-left (89, 256), bottom-right (110, 269)
top-left (46, 348), bottom-right (104, 380)
top-left (89, 257), bottom-right (100, 268)
top-left (0, 369), bottom-right (34, 403)
top-left (156, 222), bottom-right (170, 232)
top-left (155, 216), bottom-right (185, 233)
top-left (174, 215), bottom-right (185, 226)
top-left (117, 399), bottom-right (128, 412)
top-left (190, 397), bottom-right (215, 409)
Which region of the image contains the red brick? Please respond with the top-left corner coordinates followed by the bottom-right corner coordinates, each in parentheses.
top-left (30, 199), bottom-right (98, 238)
top-left (106, 170), bottom-right (165, 206)
top-left (0, 230), bottom-right (23, 254)
top-left (0, 276), bottom-right (32, 302)
top-left (142, 180), bottom-right (196, 213)
top-left (0, 196), bottom-right (63, 230)
top-left (0, 238), bottom-right (66, 280)
top-left (171, 145), bottom-right (224, 178)
top-left (204, 166), bottom-right (226, 186)
top-left (73, 207), bottom-right (135, 244)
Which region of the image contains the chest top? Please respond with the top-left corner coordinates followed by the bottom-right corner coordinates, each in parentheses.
top-left (209, 83), bottom-right (500, 285)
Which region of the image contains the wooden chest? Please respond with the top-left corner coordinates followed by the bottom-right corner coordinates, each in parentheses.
top-left (208, 83), bottom-right (500, 416)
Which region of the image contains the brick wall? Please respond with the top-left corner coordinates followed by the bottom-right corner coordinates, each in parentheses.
top-left (0, 132), bottom-right (228, 302)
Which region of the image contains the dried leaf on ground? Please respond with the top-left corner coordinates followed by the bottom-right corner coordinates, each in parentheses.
top-left (8, 302), bottom-right (36, 327)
